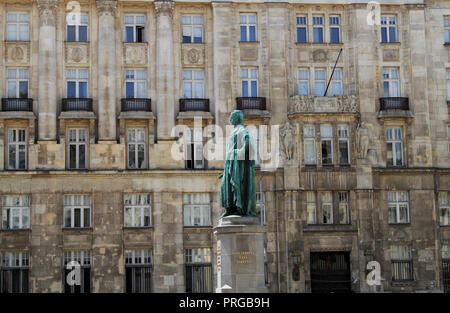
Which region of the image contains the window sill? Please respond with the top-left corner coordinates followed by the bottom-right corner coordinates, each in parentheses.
top-left (1, 228), bottom-right (31, 232)
top-left (184, 226), bottom-right (212, 229)
top-left (182, 42), bottom-right (204, 45)
top-left (239, 41), bottom-right (259, 44)
top-left (62, 227), bottom-right (93, 231)
top-left (123, 226), bottom-right (152, 230)
top-left (388, 223), bottom-right (411, 226)
top-left (64, 41), bottom-right (90, 43)
top-left (391, 280), bottom-right (415, 287)
top-left (444, 43), bottom-right (450, 47)
top-left (380, 41), bottom-right (401, 45)
top-left (439, 224), bottom-right (450, 227)
top-left (123, 41), bottom-right (148, 44)
top-left (4, 40), bottom-right (30, 43)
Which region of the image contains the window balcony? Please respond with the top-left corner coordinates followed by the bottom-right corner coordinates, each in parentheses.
top-left (1, 98), bottom-right (33, 112)
top-left (236, 97), bottom-right (266, 110)
top-left (62, 98), bottom-right (93, 112)
top-left (179, 98), bottom-right (209, 112)
top-left (121, 98), bottom-right (152, 112)
top-left (379, 97), bottom-right (409, 111)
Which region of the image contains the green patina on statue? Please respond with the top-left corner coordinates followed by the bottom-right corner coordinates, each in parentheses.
top-left (218, 110), bottom-right (257, 218)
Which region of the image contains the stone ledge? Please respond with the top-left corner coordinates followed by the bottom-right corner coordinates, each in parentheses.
top-left (0, 111), bottom-right (36, 119)
top-left (58, 111), bottom-right (96, 119)
top-left (242, 109), bottom-right (271, 118)
top-left (377, 110), bottom-right (414, 119)
top-left (176, 111), bottom-right (213, 120)
top-left (118, 111), bottom-right (155, 119)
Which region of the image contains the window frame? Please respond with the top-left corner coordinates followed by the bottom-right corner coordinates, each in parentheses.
top-left (124, 249), bottom-right (153, 293)
top-left (183, 194), bottom-right (211, 227)
top-left (63, 195), bottom-right (92, 229)
top-left (306, 191), bottom-right (317, 225)
top-left (68, 128), bottom-right (88, 170)
top-left (184, 248), bottom-right (213, 293)
top-left (241, 68), bottom-right (258, 97)
top-left (124, 15), bottom-right (146, 43)
top-left (63, 250), bottom-right (91, 293)
top-left (314, 68), bottom-right (327, 96)
top-left (125, 69), bottom-right (147, 99)
top-left (6, 12), bottom-right (30, 42)
top-left (338, 125), bottom-right (350, 165)
top-left (330, 68), bottom-right (343, 96)
top-left (124, 194), bottom-right (152, 228)
top-left (182, 15), bottom-right (204, 44)
top-left (296, 15), bottom-right (308, 43)
top-left (329, 15), bottom-right (341, 43)
top-left (66, 69), bottom-right (89, 98)
top-left (320, 124), bottom-right (333, 166)
top-left (382, 68), bottom-right (400, 97)
top-left (66, 13), bottom-right (89, 42)
top-left (446, 69), bottom-right (450, 102)
top-left (321, 191), bottom-right (334, 224)
top-left (387, 191), bottom-right (410, 224)
top-left (338, 191), bottom-right (350, 224)
top-left (297, 68), bottom-right (310, 96)
top-left (6, 68), bottom-right (29, 99)
top-left (7, 128), bottom-right (27, 170)
top-left (381, 15), bottom-right (398, 43)
top-left (312, 15), bottom-right (324, 43)
top-left (127, 128), bottom-right (147, 169)
top-left (386, 127), bottom-right (404, 167)
top-left (445, 17), bottom-right (450, 44)
top-left (1, 252), bottom-right (29, 293)
top-left (239, 13), bottom-right (257, 42)
top-left (438, 192), bottom-right (450, 226)
top-left (391, 245), bottom-right (414, 282)
top-left (304, 125), bottom-right (316, 165)
top-left (1, 195), bottom-right (30, 230)
top-left (182, 69), bottom-right (205, 99)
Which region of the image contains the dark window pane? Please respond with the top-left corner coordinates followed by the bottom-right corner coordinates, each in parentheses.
top-left (126, 82), bottom-right (134, 98)
top-left (389, 27), bottom-right (396, 42)
top-left (126, 267), bottom-right (133, 293)
top-left (339, 140), bottom-right (349, 164)
top-left (67, 25), bottom-right (76, 41)
top-left (19, 82), bottom-right (28, 98)
top-left (125, 26), bottom-right (134, 42)
top-left (74, 208), bottom-right (81, 227)
top-left (249, 26), bottom-right (256, 41)
top-left (67, 82), bottom-right (76, 98)
top-left (79, 26), bottom-right (88, 42)
top-left (381, 27), bottom-right (388, 42)
top-left (69, 144), bottom-right (77, 169)
top-left (22, 269), bottom-right (28, 293)
top-left (330, 27), bottom-right (340, 43)
top-left (83, 268), bottom-right (91, 293)
top-left (78, 82), bottom-right (87, 98)
top-left (182, 36), bottom-right (191, 43)
top-left (79, 144), bottom-right (86, 169)
top-left (240, 26), bottom-right (246, 41)
top-left (322, 140), bottom-right (333, 164)
top-left (136, 26), bottom-right (145, 42)
top-left (194, 36), bottom-right (202, 43)
top-left (313, 28), bottom-right (323, 43)
top-left (297, 27), bottom-right (307, 43)
top-left (8, 146), bottom-right (15, 169)
top-left (12, 269), bottom-right (20, 293)
top-left (84, 208), bottom-right (90, 227)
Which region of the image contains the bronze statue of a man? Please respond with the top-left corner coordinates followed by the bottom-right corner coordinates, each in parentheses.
top-left (218, 110), bottom-right (257, 218)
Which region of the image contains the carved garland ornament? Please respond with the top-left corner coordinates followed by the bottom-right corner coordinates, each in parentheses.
top-left (96, 0), bottom-right (117, 17)
top-left (37, 0), bottom-right (58, 27)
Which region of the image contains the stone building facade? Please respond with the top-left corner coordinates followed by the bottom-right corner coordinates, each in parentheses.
top-left (0, 0), bottom-right (449, 293)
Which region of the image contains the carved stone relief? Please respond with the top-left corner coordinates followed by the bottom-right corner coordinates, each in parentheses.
top-left (65, 43), bottom-right (89, 64)
top-left (124, 44), bottom-right (148, 65)
top-left (312, 49), bottom-right (327, 62)
top-left (5, 43), bottom-right (30, 64)
top-left (280, 122), bottom-right (297, 161)
top-left (182, 46), bottom-right (205, 65)
top-left (383, 49), bottom-right (399, 61)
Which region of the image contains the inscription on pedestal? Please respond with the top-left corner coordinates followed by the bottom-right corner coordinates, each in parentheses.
top-left (232, 251), bottom-right (255, 264)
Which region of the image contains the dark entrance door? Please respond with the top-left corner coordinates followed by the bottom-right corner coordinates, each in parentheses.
top-left (310, 251), bottom-right (351, 293)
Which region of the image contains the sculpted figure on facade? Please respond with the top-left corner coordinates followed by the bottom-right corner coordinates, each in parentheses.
top-left (289, 95), bottom-right (314, 112)
top-left (280, 122), bottom-right (297, 161)
top-left (356, 121), bottom-right (371, 159)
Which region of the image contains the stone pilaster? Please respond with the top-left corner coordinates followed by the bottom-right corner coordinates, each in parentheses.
top-left (96, 0), bottom-right (117, 140)
top-left (155, 0), bottom-right (175, 139)
top-left (37, 0), bottom-right (58, 140)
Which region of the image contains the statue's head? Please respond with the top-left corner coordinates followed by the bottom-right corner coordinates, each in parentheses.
top-left (230, 110), bottom-right (244, 126)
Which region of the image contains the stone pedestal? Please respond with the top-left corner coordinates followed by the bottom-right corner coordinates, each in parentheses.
top-left (214, 216), bottom-right (267, 293)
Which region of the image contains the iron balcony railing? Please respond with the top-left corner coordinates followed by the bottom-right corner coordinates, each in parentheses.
top-left (179, 98), bottom-right (209, 112)
top-left (236, 97), bottom-right (266, 110)
top-left (379, 97), bottom-right (409, 111)
top-left (1, 98), bottom-right (33, 112)
top-left (62, 98), bottom-right (93, 111)
top-left (121, 98), bottom-right (152, 112)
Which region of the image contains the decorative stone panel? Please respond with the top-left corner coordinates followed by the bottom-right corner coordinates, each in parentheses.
top-left (123, 43), bottom-right (148, 66)
top-left (312, 49), bottom-right (327, 62)
top-left (65, 42), bottom-right (89, 64)
top-left (383, 49), bottom-right (399, 61)
top-left (5, 42), bottom-right (30, 65)
top-left (288, 95), bottom-right (359, 114)
top-left (297, 49), bottom-right (309, 62)
top-left (181, 44), bottom-right (205, 66)
top-left (239, 43), bottom-right (258, 61)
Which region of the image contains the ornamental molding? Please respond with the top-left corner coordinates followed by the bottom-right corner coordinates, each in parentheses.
top-left (154, 0), bottom-right (174, 19)
top-left (288, 95), bottom-right (359, 114)
top-left (96, 0), bottom-right (117, 17)
top-left (37, 0), bottom-right (58, 27)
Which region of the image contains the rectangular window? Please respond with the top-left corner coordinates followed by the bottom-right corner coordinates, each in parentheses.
top-left (68, 129), bottom-right (87, 169)
top-left (297, 69), bottom-right (309, 96)
top-left (329, 15), bottom-right (341, 43)
top-left (183, 70), bottom-right (204, 98)
top-left (63, 195), bottom-right (91, 228)
top-left (6, 13), bottom-right (29, 41)
top-left (381, 15), bottom-right (397, 43)
top-left (304, 125), bottom-right (316, 165)
top-left (66, 14), bottom-right (88, 42)
top-left (2, 196), bottom-right (30, 230)
top-left (184, 194), bottom-right (211, 227)
top-left (241, 68), bottom-right (258, 97)
top-left (125, 70), bottom-right (147, 98)
top-left (124, 15), bottom-right (146, 43)
top-left (331, 69), bottom-right (343, 96)
top-left (383, 68), bottom-right (400, 97)
top-left (447, 70), bottom-right (450, 102)
top-left (445, 17), bottom-right (450, 44)
top-left (322, 192), bottom-right (333, 224)
top-left (66, 69), bottom-right (88, 98)
top-left (443, 245), bottom-right (450, 293)
top-left (1, 252), bottom-right (29, 293)
top-left (182, 15), bottom-right (203, 43)
top-left (338, 192), bottom-right (350, 224)
top-left (315, 69), bottom-right (326, 96)
top-left (388, 191), bottom-right (410, 224)
top-left (125, 249), bottom-right (152, 293)
top-left (321, 125), bottom-right (333, 165)
top-left (7, 129), bottom-right (26, 170)
top-left (338, 125), bottom-right (350, 165)
top-left (296, 15), bottom-right (308, 43)
top-left (184, 248), bottom-right (212, 293)
top-left (240, 14), bottom-right (257, 42)
top-left (6, 69), bottom-right (29, 98)
top-left (64, 251), bottom-right (91, 293)
top-left (313, 16), bottom-right (324, 43)
top-left (186, 128), bottom-right (204, 169)
top-left (127, 129), bottom-right (146, 169)
top-left (306, 191), bottom-right (317, 224)
top-left (438, 192), bottom-right (450, 226)
top-left (124, 194), bottom-right (151, 228)
top-left (386, 127), bottom-right (404, 166)
top-left (391, 245), bottom-right (413, 282)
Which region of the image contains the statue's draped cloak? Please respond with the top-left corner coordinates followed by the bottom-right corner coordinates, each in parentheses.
top-left (219, 124), bottom-right (257, 216)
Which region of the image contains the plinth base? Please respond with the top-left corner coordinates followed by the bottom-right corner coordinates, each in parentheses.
top-left (214, 216), bottom-right (267, 293)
